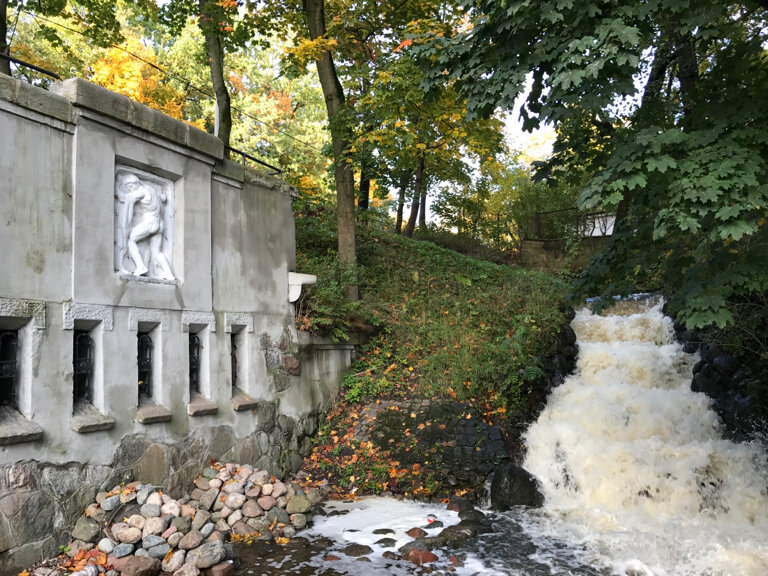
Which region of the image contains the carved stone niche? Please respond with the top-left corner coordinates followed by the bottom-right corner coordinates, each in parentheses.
top-left (114, 166), bottom-right (176, 282)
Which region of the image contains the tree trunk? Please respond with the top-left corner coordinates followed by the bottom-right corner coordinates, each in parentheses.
top-left (359, 162), bottom-right (370, 212)
top-left (404, 155), bottom-right (425, 238)
top-left (304, 0), bottom-right (358, 300)
top-left (418, 181), bottom-right (427, 229)
top-left (1, 0), bottom-right (10, 76)
top-left (395, 171), bottom-right (409, 234)
top-left (199, 1), bottom-right (231, 153)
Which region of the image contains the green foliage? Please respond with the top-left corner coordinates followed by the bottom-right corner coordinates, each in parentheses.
top-left (425, 0), bottom-right (768, 330)
top-left (296, 197), bottom-right (567, 409)
top-left (343, 231), bottom-right (565, 409)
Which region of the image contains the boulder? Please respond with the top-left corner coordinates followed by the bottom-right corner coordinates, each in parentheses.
top-left (121, 556), bottom-right (161, 576)
top-left (71, 517), bottom-right (101, 543)
top-left (186, 540), bottom-right (226, 569)
top-left (490, 462), bottom-right (544, 510)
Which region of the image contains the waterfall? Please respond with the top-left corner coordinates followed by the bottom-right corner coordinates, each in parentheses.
top-left (523, 299), bottom-right (768, 575)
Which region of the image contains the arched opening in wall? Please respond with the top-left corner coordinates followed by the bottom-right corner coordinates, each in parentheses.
top-left (0, 330), bottom-right (18, 408)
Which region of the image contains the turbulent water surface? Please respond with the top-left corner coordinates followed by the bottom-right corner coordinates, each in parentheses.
top-left (239, 300), bottom-right (768, 575)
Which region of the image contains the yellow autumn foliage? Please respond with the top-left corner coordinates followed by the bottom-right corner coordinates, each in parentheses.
top-left (89, 37), bottom-right (186, 123)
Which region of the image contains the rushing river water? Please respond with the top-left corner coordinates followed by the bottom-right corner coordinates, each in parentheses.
top-left (238, 299), bottom-right (768, 575)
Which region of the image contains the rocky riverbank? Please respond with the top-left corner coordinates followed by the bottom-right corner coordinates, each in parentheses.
top-left (20, 461), bottom-right (503, 576)
top-left (22, 461), bottom-right (323, 576)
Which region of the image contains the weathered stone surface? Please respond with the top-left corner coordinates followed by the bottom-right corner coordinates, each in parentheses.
top-left (67, 540), bottom-right (94, 558)
top-left (403, 548), bottom-right (438, 565)
top-left (289, 513), bottom-right (306, 529)
top-left (112, 543), bottom-right (135, 558)
top-left (266, 506), bottom-right (290, 525)
top-left (226, 510), bottom-right (242, 527)
top-left (161, 526), bottom-right (177, 540)
top-left (198, 489), bottom-right (218, 511)
top-left (230, 521), bottom-right (252, 536)
top-left (142, 535), bottom-right (166, 549)
top-left (285, 495), bottom-right (310, 515)
top-left (161, 550), bottom-right (185, 573)
top-left (122, 555), bottom-right (161, 576)
top-left (186, 540), bottom-right (226, 569)
top-left (260, 484), bottom-right (273, 496)
top-left (147, 544), bottom-right (171, 559)
top-left (167, 533), bottom-right (183, 548)
top-left (137, 486), bottom-right (155, 506)
top-left (223, 493), bottom-right (246, 510)
top-left (120, 527), bottom-right (144, 544)
top-left (200, 523), bottom-right (215, 538)
top-left (171, 516), bottom-right (191, 533)
top-left (490, 462), bottom-right (544, 510)
top-left (161, 501), bottom-right (181, 517)
top-left (406, 527), bottom-right (428, 539)
top-left (201, 562), bottom-right (234, 576)
top-left (85, 504), bottom-right (107, 523)
top-left (71, 516), bottom-right (101, 543)
top-left (194, 478), bottom-right (210, 491)
top-left (98, 538), bottom-right (114, 554)
top-left (342, 543), bottom-right (373, 557)
top-left (271, 482), bottom-right (287, 498)
top-left (191, 510), bottom-right (210, 531)
top-left (458, 509), bottom-right (486, 522)
top-left (143, 517), bottom-right (168, 537)
top-left (251, 470), bottom-right (270, 485)
top-left (178, 530), bottom-right (204, 550)
top-left (141, 503), bottom-right (161, 518)
top-left (100, 495), bottom-right (121, 511)
top-left (256, 496), bottom-right (275, 511)
top-left (241, 500), bottom-right (262, 518)
top-left (221, 482), bottom-right (243, 495)
top-left (244, 485), bottom-right (261, 499)
top-left (128, 515), bottom-right (146, 529)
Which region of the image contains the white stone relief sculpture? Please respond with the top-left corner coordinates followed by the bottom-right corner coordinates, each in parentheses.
top-left (115, 167), bottom-right (175, 281)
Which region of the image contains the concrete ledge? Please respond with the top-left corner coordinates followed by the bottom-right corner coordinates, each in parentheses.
top-left (136, 404), bottom-right (172, 424)
top-left (187, 395), bottom-right (218, 417)
top-left (71, 401), bottom-right (115, 433)
top-left (0, 406), bottom-right (44, 445)
top-left (231, 388), bottom-right (259, 412)
top-left (49, 78), bottom-right (223, 159)
top-left (0, 72), bottom-right (73, 123)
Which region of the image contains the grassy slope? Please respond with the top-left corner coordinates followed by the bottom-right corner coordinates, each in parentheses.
top-left (296, 224), bottom-right (568, 496)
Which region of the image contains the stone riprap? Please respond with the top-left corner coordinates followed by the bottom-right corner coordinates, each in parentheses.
top-left (33, 462), bottom-right (324, 576)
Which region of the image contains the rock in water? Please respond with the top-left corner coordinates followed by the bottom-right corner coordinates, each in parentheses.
top-left (489, 462), bottom-right (544, 510)
top-left (186, 541), bottom-right (226, 569)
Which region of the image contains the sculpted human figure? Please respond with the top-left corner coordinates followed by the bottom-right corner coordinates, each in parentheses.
top-left (115, 172), bottom-right (175, 280)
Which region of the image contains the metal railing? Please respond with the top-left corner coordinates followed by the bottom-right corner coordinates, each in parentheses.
top-left (0, 53), bottom-right (61, 79)
top-left (225, 145), bottom-right (282, 177)
top-left (531, 207), bottom-right (615, 241)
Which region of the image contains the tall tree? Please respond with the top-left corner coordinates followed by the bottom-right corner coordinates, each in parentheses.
top-left (303, 0), bottom-right (358, 300)
top-left (427, 0), bottom-right (768, 328)
top-left (1, 0), bottom-right (9, 75)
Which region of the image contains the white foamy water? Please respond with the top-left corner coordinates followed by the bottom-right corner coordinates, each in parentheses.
top-left (283, 300), bottom-right (767, 575)
top-left (523, 299), bottom-right (768, 575)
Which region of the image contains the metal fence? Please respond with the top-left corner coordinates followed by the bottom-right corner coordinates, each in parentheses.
top-left (531, 208), bottom-right (615, 241)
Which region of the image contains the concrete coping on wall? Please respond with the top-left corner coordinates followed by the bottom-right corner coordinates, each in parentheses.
top-left (49, 77), bottom-right (224, 159)
top-left (0, 72), bottom-right (73, 124)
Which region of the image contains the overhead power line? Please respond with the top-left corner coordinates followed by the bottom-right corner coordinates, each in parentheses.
top-left (22, 9), bottom-right (324, 154)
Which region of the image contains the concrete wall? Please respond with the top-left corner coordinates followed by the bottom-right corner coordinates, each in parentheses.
top-left (0, 74), bottom-right (352, 570)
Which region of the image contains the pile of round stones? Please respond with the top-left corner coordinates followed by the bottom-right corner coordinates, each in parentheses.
top-left (67, 462), bottom-right (323, 576)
